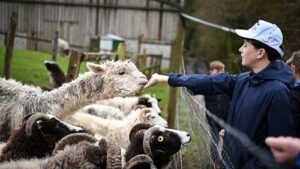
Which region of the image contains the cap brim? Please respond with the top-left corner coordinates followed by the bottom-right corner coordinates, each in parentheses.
top-left (235, 29), bottom-right (254, 39)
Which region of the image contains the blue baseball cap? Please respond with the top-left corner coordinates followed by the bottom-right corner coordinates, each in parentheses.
top-left (235, 20), bottom-right (284, 57)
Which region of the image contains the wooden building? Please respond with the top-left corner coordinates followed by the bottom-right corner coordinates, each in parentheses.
top-left (0, 0), bottom-right (183, 68)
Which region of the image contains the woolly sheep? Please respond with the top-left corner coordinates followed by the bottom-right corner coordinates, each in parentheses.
top-left (58, 38), bottom-right (70, 57)
top-left (42, 60), bottom-right (66, 90)
top-left (125, 124), bottom-right (192, 169)
top-left (90, 94), bottom-right (162, 118)
top-left (0, 124), bottom-right (191, 169)
top-left (68, 105), bottom-right (168, 148)
top-left (0, 133), bottom-right (116, 169)
top-left (0, 141), bottom-right (106, 169)
top-left (81, 104), bottom-right (125, 120)
top-left (0, 60), bottom-right (148, 141)
top-left (47, 124), bottom-right (190, 169)
top-left (0, 113), bottom-right (91, 162)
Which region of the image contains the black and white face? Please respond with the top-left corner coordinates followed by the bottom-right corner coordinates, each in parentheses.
top-left (150, 125), bottom-right (191, 156)
top-left (38, 114), bottom-right (86, 139)
top-left (138, 96), bottom-right (162, 115)
top-left (138, 108), bottom-right (168, 127)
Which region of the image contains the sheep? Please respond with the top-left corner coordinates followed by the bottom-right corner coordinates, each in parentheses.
top-left (0, 140), bottom-right (107, 169)
top-left (57, 38), bottom-right (71, 57)
top-left (52, 124), bottom-right (191, 169)
top-left (0, 133), bottom-right (116, 169)
top-left (0, 60), bottom-right (148, 141)
top-left (0, 124), bottom-right (191, 169)
top-left (81, 104), bottom-right (126, 120)
top-left (68, 105), bottom-right (168, 148)
top-left (125, 123), bottom-right (192, 169)
top-left (0, 112), bottom-right (92, 162)
top-left (42, 60), bottom-right (66, 90)
top-left (87, 94), bottom-right (162, 119)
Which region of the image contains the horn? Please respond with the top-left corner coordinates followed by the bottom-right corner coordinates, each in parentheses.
top-left (143, 126), bottom-right (160, 158)
top-left (106, 140), bottom-right (122, 169)
top-left (53, 133), bottom-right (97, 155)
top-left (129, 123), bottom-right (152, 143)
top-left (26, 113), bottom-right (50, 136)
top-left (124, 154), bottom-right (156, 169)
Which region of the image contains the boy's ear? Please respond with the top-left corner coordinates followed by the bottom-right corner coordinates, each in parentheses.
top-left (87, 62), bottom-right (105, 74)
top-left (257, 48), bottom-right (266, 59)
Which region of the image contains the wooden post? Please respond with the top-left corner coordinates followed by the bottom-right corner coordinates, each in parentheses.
top-left (138, 48), bottom-right (147, 72)
top-left (116, 42), bottom-right (126, 60)
top-left (66, 50), bottom-right (82, 82)
top-left (3, 12), bottom-right (17, 79)
top-left (52, 31), bottom-right (59, 61)
top-left (167, 17), bottom-right (185, 129)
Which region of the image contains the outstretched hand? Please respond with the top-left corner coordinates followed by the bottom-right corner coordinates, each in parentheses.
top-left (144, 73), bottom-right (169, 89)
top-left (265, 136), bottom-right (300, 166)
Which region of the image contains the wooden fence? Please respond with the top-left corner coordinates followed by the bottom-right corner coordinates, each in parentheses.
top-left (65, 47), bottom-right (162, 82)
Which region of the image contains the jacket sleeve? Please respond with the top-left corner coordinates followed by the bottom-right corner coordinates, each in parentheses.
top-left (168, 72), bottom-right (237, 96)
top-left (296, 153), bottom-right (300, 168)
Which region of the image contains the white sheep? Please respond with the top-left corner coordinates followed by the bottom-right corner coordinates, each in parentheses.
top-left (96, 94), bottom-right (162, 116)
top-left (68, 105), bottom-right (168, 148)
top-left (80, 104), bottom-right (125, 120)
top-left (0, 60), bottom-right (148, 141)
top-left (57, 38), bottom-right (70, 57)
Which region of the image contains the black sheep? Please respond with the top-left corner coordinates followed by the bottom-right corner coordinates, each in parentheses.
top-left (125, 123), bottom-right (192, 169)
top-left (0, 112), bottom-right (92, 162)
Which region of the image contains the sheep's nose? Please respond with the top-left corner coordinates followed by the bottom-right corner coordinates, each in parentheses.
top-left (186, 133), bottom-right (192, 143)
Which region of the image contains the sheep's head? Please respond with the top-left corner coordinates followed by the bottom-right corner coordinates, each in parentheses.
top-left (26, 113), bottom-right (90, 142)
top-left (143, 125), bottom-right (192, 158)
top-left (134, 106), bottom-right (167, 127)
top-left (138, 94), bottom-right (162, 115)
top-left (87, 60), bottom-right (148, 97)
top-left (126, 124), bottom-right (191, 168)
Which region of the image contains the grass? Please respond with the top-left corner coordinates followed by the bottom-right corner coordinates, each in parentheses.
top-left (0, 45), bottom-right (88, 86)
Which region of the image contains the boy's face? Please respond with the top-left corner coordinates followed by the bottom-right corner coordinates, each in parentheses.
top-left (239, 40), bottom-right (260, 68)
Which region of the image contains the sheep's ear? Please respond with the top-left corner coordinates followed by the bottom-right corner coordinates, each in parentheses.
top-left (142, 109), bottom-right (151, 117)
top-left (87, 62), bottom-right (105, 74)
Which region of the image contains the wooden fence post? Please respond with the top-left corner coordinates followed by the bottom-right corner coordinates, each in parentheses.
top-left (116, 42), bottom-right (126, 60)
top-left (138, 48), bottom-right (147, 73)
top-left (167, 17), bottom-right (185, 129)
top-left (52, 31), bottom-right (59, 61)
top-left (3, 12), bottom-right (17, 79)
top-left (66, 50), bottom-right (82, 82)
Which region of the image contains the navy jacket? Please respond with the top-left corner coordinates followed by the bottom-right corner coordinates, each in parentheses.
top-left (168, 60), bottom-right (295, 169)
top-left (292, 84), bottom-right (300, 137)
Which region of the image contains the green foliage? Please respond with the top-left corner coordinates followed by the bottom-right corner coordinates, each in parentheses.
top-left (184, 0), bottom-right (300, 73)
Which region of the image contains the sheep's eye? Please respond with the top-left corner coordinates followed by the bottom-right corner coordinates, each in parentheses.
top-left (118, 71), bottom-right (125, 75)
top-left (158, 136), bottom-right (164, 142)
